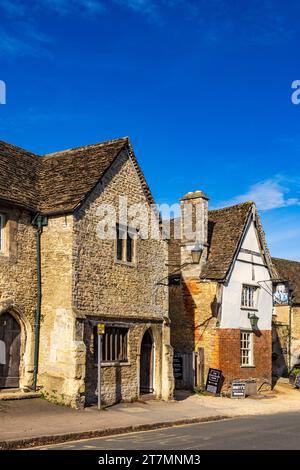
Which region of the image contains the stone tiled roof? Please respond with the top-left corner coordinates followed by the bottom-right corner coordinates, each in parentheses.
top-left (200, 202), bottom-right (253, 280)
top-left (272, 258), bottom-right (300, 305)
top-left (0, 141), bottom-right (41, 211)
top-left (0, 137), bottom-right (154, 214)
top-left (169, 201), bottom-right (276, 282)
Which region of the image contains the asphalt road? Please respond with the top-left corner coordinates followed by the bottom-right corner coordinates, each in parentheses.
top-left (35, 412), bottom-right (300, 450)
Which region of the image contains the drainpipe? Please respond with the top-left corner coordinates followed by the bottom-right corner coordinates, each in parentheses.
top-left (32, 214), bottom-right (48, 391)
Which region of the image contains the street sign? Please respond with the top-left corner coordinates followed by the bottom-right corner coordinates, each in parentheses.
top-left (97, 323), bottom-right (105, 335)
top-left (96, 324), bottom-right (105, 410)
top-left (231, 381), bottom-right (246, 398)
top-left (273, 281), bottom-right (290, 306)
top-left (205, 368), bottom-right (222, 395)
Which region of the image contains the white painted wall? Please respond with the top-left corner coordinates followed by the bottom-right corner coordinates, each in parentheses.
top-left (220, 217), bottom-right (273, 331)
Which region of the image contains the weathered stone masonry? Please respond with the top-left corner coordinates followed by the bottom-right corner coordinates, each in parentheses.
top-left (71, 149), bottom-right (173, 406)
top-left (0, 137), bottom-right (174, 408)
top-left (0, 205), bottom-right (36, 389)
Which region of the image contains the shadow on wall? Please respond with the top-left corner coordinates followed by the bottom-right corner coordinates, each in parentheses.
top-left (168, 281), bottom-right (196, 391)
top-left (272, 323), bottom-right (289, 387)
top-left (115, 364), bottom-right (122, 403)
top-left (84, 323), bottom-right (124, 407)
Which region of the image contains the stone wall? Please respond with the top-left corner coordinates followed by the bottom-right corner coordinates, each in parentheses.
top-left (10, 148), bottom-right (174, 408)
top-left (72, 149), bottom-right (173, 405)
top-left (193, 281), bottom-right (221, 378)
top-left (0, 204), bottom-right (36, 389)
top-left (84, 319), bottom-right (165, 406)
top-left (272, 305), bottom-right (300, 378)
top-left (169, 277), bottom-right (221, 387)
top-left (38, 215), bottom-right (86, 408)
top-left (292, 306), bottom-right (300, 365)
top-left (272, 319), bottom-right (289, 380)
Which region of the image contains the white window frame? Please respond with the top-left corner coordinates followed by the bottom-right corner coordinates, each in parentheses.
top-left (0, 214), bottom-right (4, 253)
top-left (240, 330), bottom-right (254, 367)
top-left (241, 284), bottom-right (258, 309)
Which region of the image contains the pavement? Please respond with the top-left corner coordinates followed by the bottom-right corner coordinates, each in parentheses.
top-left (0, 381), bottom-right (300, 450)
top-left (34, 412), bottom-right (300, 450)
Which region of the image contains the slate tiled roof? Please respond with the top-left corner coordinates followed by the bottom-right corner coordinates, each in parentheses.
top-left (0, 137), bottom-right (154, 214)
top-left (272, 258), bottom-right (300, 305)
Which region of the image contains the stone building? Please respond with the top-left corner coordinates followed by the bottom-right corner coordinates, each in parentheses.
top-left (0, 137), bottom-right (174, 407)
top-left (272, 258), bottom-right (300, 379)
top-left (169, 191), bottom-right (277, 392)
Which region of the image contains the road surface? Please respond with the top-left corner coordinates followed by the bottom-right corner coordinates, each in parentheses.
top-left (35, 412), bottom-right (300, 450)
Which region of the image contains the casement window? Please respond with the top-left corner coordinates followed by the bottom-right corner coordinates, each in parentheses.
top-left (0, 214), bottom-right (4, 253)
top-left (94, 327), bottom-right (128, 363)
top-left (241, 285), bottom-right (258, 309)
top-left (116, 224), bottom-right (135, 263)
top-left (240, 331), bottom-right (254, 366)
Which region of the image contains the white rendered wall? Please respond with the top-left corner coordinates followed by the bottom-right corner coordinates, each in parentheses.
top-left (220, 219), bottom-right (273, 331)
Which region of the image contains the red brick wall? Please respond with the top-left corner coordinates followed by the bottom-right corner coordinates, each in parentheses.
top-left (217, 328), bottom-right (272, 388)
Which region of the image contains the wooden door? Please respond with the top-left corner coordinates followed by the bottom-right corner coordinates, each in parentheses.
top-left (140, 330), bottom-right (153, 394)
top-left (0, 313), bottom-right (21, 388)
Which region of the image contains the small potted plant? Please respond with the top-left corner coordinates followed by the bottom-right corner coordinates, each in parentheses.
top-left (289, 367), bottom-right (300, 386)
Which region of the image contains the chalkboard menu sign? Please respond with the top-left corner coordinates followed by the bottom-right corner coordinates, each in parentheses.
top-left (205, 368), bottom-right (222, 395)
top-left (294, 374), bottom-right (300, 389)
top-left (231, 381), bottom-right (246, 398)
top-left (173, 354), bottom-right (183, 380)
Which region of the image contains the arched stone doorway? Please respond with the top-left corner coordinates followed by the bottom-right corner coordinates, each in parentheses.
top-left (0, 312), bottom-right (21, 388)
top-left (140, 329), bottom-right (154, 394)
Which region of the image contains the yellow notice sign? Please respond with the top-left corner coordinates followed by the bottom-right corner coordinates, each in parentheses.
top-left (97, 324), bottom-right (105, 335)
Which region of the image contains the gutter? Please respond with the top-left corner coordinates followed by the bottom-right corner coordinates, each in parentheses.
top-left (31, 214), bottom-right (48, 391)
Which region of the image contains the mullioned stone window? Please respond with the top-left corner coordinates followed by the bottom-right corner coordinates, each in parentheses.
top-left (116, 224), bottom-right (135, 264)
top-left (93, 326), bottom-right (128, 363)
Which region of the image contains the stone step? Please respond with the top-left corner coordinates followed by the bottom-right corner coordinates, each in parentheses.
top-left (0, 389), bottom-right (41, 400)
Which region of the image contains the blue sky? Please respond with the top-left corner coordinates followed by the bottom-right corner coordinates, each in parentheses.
top-left (0, 0), bottom-right (300, 259)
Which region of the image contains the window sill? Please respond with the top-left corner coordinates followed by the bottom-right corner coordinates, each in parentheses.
top-left (114, 259), bottom-right (137, 268)
top-left (240, 365), bottom-right (255, 368)
top-left (93, 361), bottom-right (131, 368)
top-left (240, 307), bottom-right (258, 312)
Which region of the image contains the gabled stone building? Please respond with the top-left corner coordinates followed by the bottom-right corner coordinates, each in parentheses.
top-left (272, 258), bottom-right (300, 378)
top-left (169, 191), bottom-right (277, 392)
top-left (0, 137), bottom-right (174, 407)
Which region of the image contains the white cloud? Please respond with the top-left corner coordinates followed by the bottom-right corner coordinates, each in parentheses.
top-left (1, 0), bottom-right (106, 17)
top-left (114, 0), bottom-right (156, 13)
top-left (262, 212), bottom-right (300, 261)
top-left (40, 0), bottom-right (105, 15)
top-left (217, 177), bottom-right (300, 211)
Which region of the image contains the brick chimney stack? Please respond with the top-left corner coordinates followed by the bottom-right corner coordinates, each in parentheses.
top-left (180, 190), bottom-right (209, 277)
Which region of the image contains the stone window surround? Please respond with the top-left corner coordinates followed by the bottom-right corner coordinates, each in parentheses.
top-left (93, 326), bottom-right (129, 364)
top-left (0, 211), bottom-right (9, 257)
top-left (90, 320), bottom-right (133, 368)
top-left (115, 223), bottom-right (137, 267)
